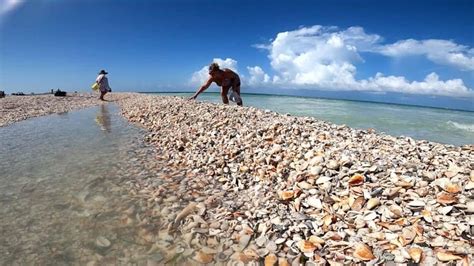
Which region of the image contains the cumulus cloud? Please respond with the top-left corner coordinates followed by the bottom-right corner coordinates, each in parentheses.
top-left (247, 66), bottom-right (270, 86)
top-left (190, 26), bottom-right (473, 97)
top-left (244, 25), bottom-right (472, 97)
top-left (0, 0), bottom-right (24, 16)
top-left (377, 39), bottom-right (474, 71)
top-left (190, 58), bottom-right (239, 86)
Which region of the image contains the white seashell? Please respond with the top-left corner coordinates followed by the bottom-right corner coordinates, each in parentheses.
top-left (307, 197), bottom-right (322, 209)
top-left (439, 206), bottom-right (453, 215)
top-left (407, 200), bottom-right (425, 207)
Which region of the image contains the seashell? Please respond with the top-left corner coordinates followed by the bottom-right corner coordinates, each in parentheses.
top-left (275, 238), bottom-right (286, 244)
top-left (256, 235), bottom-right (268, 247)
top-left (366, 198), bottom-right (380, 210)
top-left (238, 234), bottom-right (251, 251)
top-left (466, 201), bottom-right (474, 213)
top-left (471, 170), bottom-right (474, 181)
top-left (194, 251), bottom-right (214, 264)
top-left (444, 183), bottom-right (461, 193)
top-left (215, 252), bottom-right (230, 262)
top-left (264, 253), bottom-right (278, 266)
top-left (399, 227), bottom-right (416, 246)
top-left (466, 181), bottom-right (474, 190)
top-left (297, 181), bottom-right (313, 190)
top-left (436, 250), bottom-right (462, 261)
top-left (421, 209), bottom-right (432, 223)
top-left (353, 243), bottom-right (375, 261)
top-left (316, 176), bottom-right (331, 184)
top-left (243, 249), bottom-right (259, 260)
top-left (278, 257), bottom-right (291, 266)
top-left (327, 160), bottom-right (339, 170)
top-left (256, 248), bottom-right (269, 257)
top-left (436, 192), bottom-right (457, 204)
top-left (408, 247), bottom-right (423, 263)
top-left (95, 236), bottom-right (111, 248)
top-left (407, 200), bottom-right (425, 208)
top-left (266, 241), bottom-right (277, 252)
top-left (309, 235), bottom-right (325, 245)
top-left (363, 211), bottom-right (377, 221)
top-left (388, 204), bottom-right (403, 218)
top-left (307, 196), bottom-right (322, 209)
top-left (297, 240), bottom-right (316, 253)
top-left (439, 206), bottom-right (453, 215)
top-left (384, 187), bottom-right (401, 197)
top-left (278, 191), bottom-right (294, 200)
top-left (348, 174), bottom-right (364, 186)
top-left (351, 197), bottom-right (366, 211)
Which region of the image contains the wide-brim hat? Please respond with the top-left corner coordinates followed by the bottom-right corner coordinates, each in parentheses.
top-left (99, 69), bottom-right (108, 74)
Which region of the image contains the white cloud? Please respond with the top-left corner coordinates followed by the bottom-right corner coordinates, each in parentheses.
top-left (0, 0), bottom-right (24, 16)
top-left (190, 26), bottom-right (473, 97)
top-left (190, 58), bottom-right (239, 86)
top-left (247, 66), bottom-right (270, 86)
top-left (245, 25), bottom-right (472, 97)
top-left (377, 39), bottom-right (474, 71)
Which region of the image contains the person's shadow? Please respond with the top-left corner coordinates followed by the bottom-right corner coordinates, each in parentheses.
top-left (95, 104), bottom-right (112, 133)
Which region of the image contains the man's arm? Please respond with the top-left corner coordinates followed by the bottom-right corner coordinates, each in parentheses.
top-left (189, 77), bottom-right (213, 100)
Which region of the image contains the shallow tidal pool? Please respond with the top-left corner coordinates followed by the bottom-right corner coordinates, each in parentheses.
top-left (0, 104), bottom-right (166, 264)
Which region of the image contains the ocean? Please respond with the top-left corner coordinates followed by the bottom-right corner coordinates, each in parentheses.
top-left (149, 92), bottom-right (474, 146)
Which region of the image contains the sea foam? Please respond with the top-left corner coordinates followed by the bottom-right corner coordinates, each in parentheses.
top-left (447, 121), bottom-right (474, 132)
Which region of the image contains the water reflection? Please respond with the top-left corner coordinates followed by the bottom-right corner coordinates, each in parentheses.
top-left (95, 104), bottom-right (112, 132)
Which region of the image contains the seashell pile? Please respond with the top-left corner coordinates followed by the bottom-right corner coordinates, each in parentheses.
top-left (117, 95), bottom-right (474, 265)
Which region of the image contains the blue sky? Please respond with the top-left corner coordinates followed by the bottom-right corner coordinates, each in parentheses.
top-left (1, 0), bottom-right (473, 110)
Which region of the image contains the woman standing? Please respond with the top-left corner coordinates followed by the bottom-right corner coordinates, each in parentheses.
top-left (95, 69), bottom-right (112, 101)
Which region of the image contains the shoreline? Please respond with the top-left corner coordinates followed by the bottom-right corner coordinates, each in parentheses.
top-left (0, 93), bottom-right (134, 127)
top-left (1, 93), bottom-right (473, 264)
top-left (118, 94), bottom-right (473, 265)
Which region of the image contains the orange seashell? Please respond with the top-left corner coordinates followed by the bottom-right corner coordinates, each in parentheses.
top-left (278, 190), bottom-right (294, 200)
top-left (348, 174), bottom-right (364, 186)
top-left (436, 250), bottom-right (462, 261)
top-left (264, 254), bottom-right (278, 266)
top-left (353, 243), bottom-right (376, 261)
top-left (309, 235), bottom-right (325, 245)
top-left (278, 258), bottom-right (291, 266)
top-left (351, 196), bottom-right (366, 211)
top-left (444, 183), bottom-right (461, 193)
top-left (194, 251), bottom-right (214, 264)
top-left (408, 247), bottom-right (423, 263)
top-left (394, 218), bottom-right (409, 226)
top-left (297, 240), bottom-right (317, 253)
top-left (436, 192), bottom-right (457, 204)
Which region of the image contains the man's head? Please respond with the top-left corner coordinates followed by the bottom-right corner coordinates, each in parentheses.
top-left (208, 63), bottom-right (220, 75)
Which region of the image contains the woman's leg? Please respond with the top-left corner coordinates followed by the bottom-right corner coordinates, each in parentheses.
top-left (233, 84), bottom-right (243, 106)
top-left (100, 91), bottom-right (106, 100)
top-left (221, 86), bottom-right (230, 104)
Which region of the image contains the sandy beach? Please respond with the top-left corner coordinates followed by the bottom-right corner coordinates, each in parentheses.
top-left (1, 93), bottom-right (473, 265)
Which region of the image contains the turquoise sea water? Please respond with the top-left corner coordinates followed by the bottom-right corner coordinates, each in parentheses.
top-left (150, 92), bottom-right (474, 146)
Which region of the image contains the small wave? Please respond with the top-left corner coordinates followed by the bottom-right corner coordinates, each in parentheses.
top-left (447, 121), bottom-right (474, 132)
